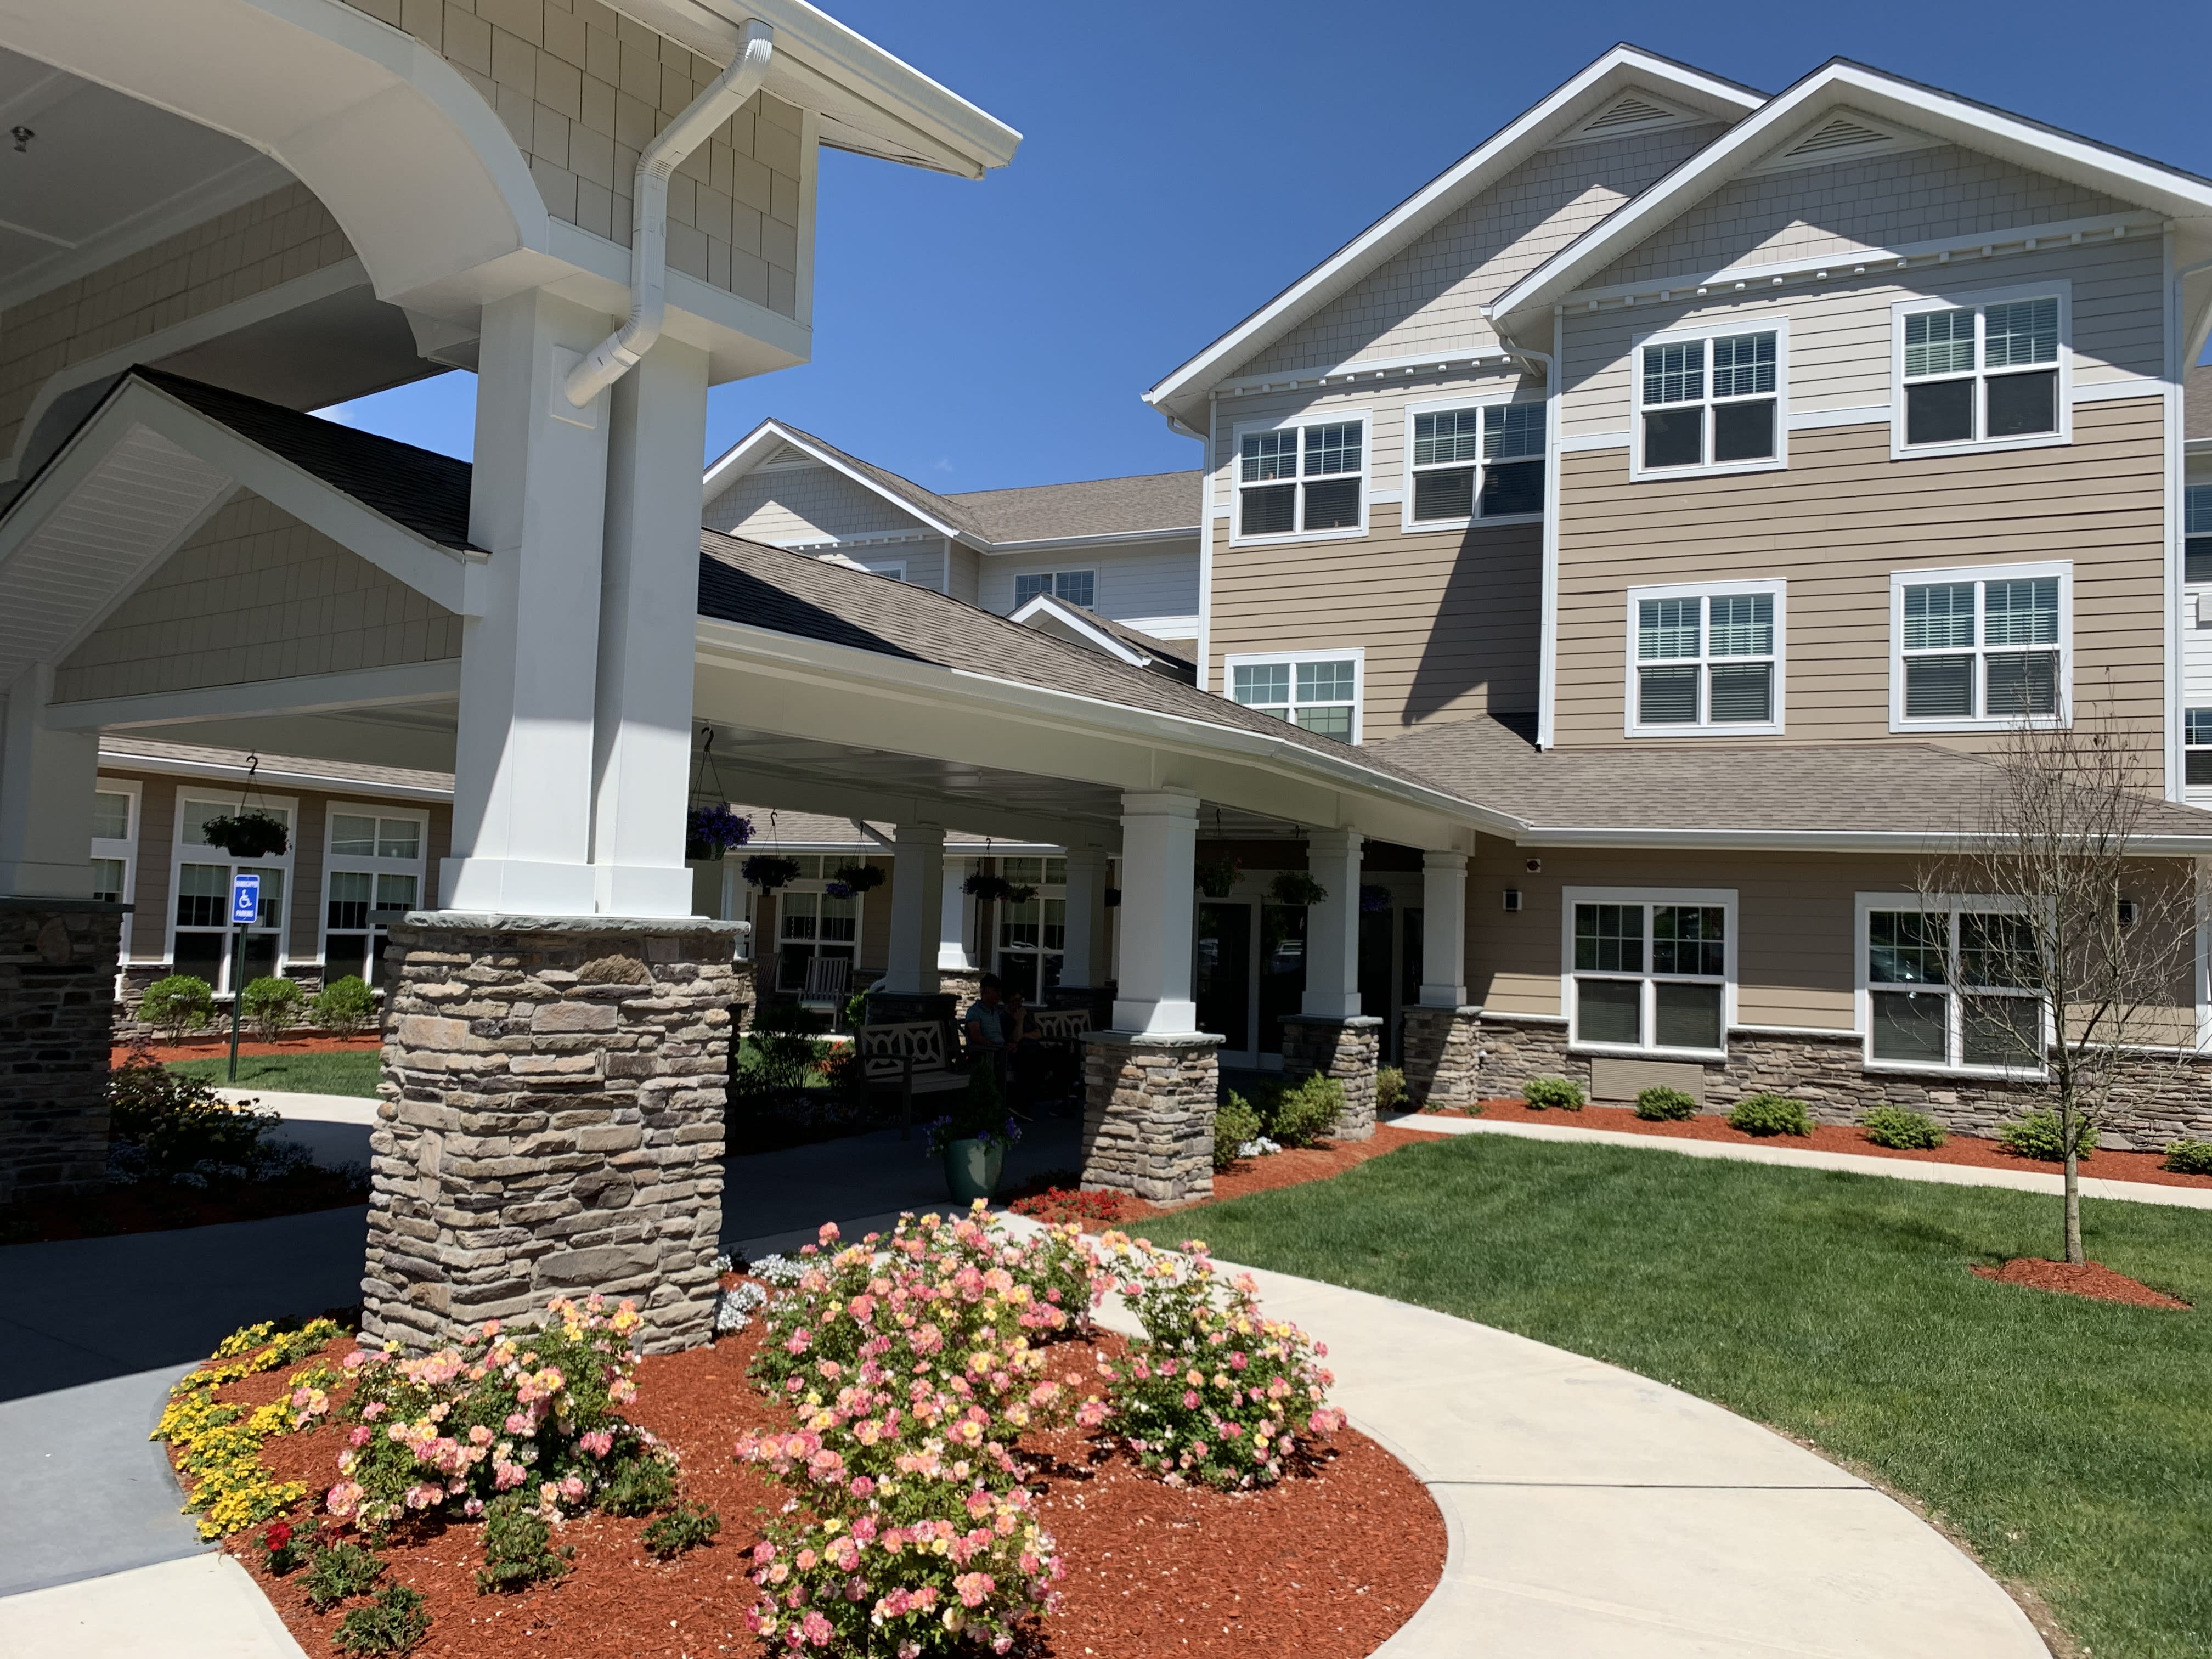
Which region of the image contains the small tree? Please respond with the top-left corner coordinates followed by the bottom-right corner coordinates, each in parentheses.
top-left (138, 974), bottom-right (215, 1045)
top-left (1927, 713), bottom-right (2197, 1264)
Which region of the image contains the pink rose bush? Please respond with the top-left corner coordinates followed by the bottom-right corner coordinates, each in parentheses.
top-left (1093, 1232), bottom-right (1346, 1490)
top-left (326, 1294), bottom-right (668, 1533)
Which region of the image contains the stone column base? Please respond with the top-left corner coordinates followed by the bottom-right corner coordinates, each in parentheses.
top-left (1280, 1014), bottom-right (1382, 1141)
top-left (1400, 1004), bottom-right (1483, 1110)
top-left (364, 912), bottom-right (743, 1355)
top-left (0, 897), bottom-right (126, 1205)
top-left (1079, 1029), bottom-right (1221, 1204)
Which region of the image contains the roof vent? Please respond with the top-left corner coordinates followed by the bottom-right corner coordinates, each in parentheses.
top-left (760, 443), bottom-right (813, 469)
top-left (1752, 110), bottom-right (1929, 174)
top-left (1586, 94), bottom-right (1673, 131)
top-left (1548, 89), bottom-right (1699, 149)
top-left (1787, 115), bottom-right (1894, 157)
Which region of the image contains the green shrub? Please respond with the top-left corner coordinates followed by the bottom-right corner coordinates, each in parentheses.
top-left (1212, 1092), bottom-right (1262, 1170)
top-left (641, 1502), bottom-right (721, 1561)
top-left (1633, 1086), bottom-right (1698, 1121)
top-left (1522, 1076), bottom-right (1585, 1111)
top-left (1728, 1094), bottom-right (1812, 1137)
top-left (1861, 1105), bottom-right (1947, 1150)
top-left (2160, 1138), bottom-right (2212, 1175)
top-left (239, 976), bottom-right (304, 1043)
top-left (138, 974), bottom-right (214, 1044)
top-left (311, 975), bottom-right (377, 1038)
top-left (333, 1585), bottom-right (430, 1655)
top-left (1375, 1065), bottom-right (1408, 1115)
top-left (1267, 1072), bottom-right (1343, 1147)
top-left (475, 1496), bottom-right (572, 1593)
top-left (732, 998), bottom-right (828, 1096)
top-left (107, 1053), bottom-right (279, 1178)
top-left (595, 1452), bottom-right (677, 1517)
top-left (1999, 1109), bottom-right (2096, 1163)
top-left (303, 1539), bottom-right (386, 1611)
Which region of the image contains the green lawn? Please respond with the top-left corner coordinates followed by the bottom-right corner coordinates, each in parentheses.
top-left (166, 1048), bottom-right (382, 1097)
top-left (1181, 1133), bottom-right (2212, 1659)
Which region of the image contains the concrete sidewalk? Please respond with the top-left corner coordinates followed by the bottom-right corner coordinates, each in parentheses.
top-left (214, 1089), bottom-right (376, 1171)
top-left (1394, 1111), bottom-right (2212, 1209)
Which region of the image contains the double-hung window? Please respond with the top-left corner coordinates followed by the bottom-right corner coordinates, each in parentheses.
top-left (323, 808), bottom-right (426, 988)
top-left (772, 857), bottom-right (860, 994)
top-left (91, 780), bottom-right (139, 958)
top-left (2187, 709), bottom-right (2212, 790)
top-left (1635, 325), bottom-right (1784, 476)
top-left (1628, 582), bottom-right (1782, 733)
top-left (1236, 417), bottom-right (1365, 538)
top-left (994, 857), bottom-right (1068, 1001)
top-left (2187, 484), bottom-right (2212, 586)
top-left (1014, 569), bottom-right (1097, 610)
top-left (1891, 563), bottom-right (2069, 730)
top-left (1894, 289), bottom-right (2067, 453)
top-left (1861, 897), bottom-right (2042, 1073)
top-left (1564, 888), bottom-right (1733, 1056)
top-left (1408, 401), bottom-right (1544, 523)
top-left (1226, 650), bottom-right (1362, 741)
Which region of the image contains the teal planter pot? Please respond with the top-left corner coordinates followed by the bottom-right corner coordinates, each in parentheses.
top-left (942, 1137), bottom-right (1005, 1203)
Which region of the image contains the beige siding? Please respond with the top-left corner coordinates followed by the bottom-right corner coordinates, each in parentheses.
top-left (1550, 399), bottom-right (2166, 749)
top-left (54, 491), bottom-right (464, 702)
top-left (0, 184), bottom-right (351, 464)
top-left (126, 778), bottom-right (178, 967)
top-left (978, 537), bottom-right (1200, 627)
top-left (858, 855), bottom-right (891, 973)
top-left (704, 464), bottom-right (931, 544)
top-left (947, 541), bottom-right (980, 607)
top-left (1594, 137), bottom-right (2136, 288)
top-left (340, 0), bottom-right (809, 317)
top-left (1236, 121), bottom-right (1728, 379)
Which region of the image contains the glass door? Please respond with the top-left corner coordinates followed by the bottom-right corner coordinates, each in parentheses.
top-left (1194, 901), bottom-right (1253, 1062)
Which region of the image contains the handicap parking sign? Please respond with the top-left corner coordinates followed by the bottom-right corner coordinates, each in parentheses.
top-left (230, 870), bottom-right (262, 926)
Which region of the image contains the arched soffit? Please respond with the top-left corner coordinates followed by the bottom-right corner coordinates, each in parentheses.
top-left (0, 0), bottom-right (550, 310)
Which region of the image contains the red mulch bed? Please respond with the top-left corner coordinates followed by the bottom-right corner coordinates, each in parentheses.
top-left (112, 1033), bottom-right (382, 1065)
top-left (0, 1176), bottom-right (367, 1244)
top-left (1436, 1097), bottom-right (2212, 1192)
top-left (200, 1315), bottom-right (1444, 1659)
top-left (1971, 1257), bottom-right (2191, 1309)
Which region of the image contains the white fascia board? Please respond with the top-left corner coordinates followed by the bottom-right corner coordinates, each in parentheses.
top-left (52, 659), bottom-right (461, 732)
top-left (1141, 46), bottom-right (1763, 427)
top-left (980, 527), bottom-right (1201, 554)
top-left (128, 382), bottom-right (486, 614)
top-left (698, 420), bottom-right (969, 541)
top-left (93, 744), bottom-right (453, 802)
top-left (1007, 595), bottom-right (1151, 667)
top-left (1491, 60), bottom-right (2212, 337)
top-left (607, 0), bottom-right (1020, 178)
top-left (1512, 824), bottom-right (2212, 855)
top-left (703, 765), bottom-right (1103, 849)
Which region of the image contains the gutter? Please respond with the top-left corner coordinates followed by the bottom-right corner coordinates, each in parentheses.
top-left (567, 19), bottom-right (775, 405)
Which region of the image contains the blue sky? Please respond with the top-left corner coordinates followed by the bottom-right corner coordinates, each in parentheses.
top-left (325, 0), bottom-right (2212, 489)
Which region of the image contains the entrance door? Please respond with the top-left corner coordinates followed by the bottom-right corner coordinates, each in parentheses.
top-left (1194, 901), bottom-right (1252, 1061)
top-left (1257, 903), bottom-right (1307, 1064)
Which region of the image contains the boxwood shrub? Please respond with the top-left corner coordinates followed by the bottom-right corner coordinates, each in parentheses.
top-left (1633, 1086), bottom-right (1697, 1121)
top-left (1860, 1105), bottom-right (1947, 1150)
top-left (1998, 1109), bottom-right (2095, 1163)
top-left (1521, 1076), bottom-right (1585, 1111)
top-left (1728, 1093), bottom-right (1812, 1137)
top-left (2160, 1138), bottom-right (2212, 1175)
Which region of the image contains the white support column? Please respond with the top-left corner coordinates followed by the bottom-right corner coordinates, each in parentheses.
top-left (442, 287), bottom-right (614, 916)
top-left (0, 664), bottom-right (98, 898)
top-left (590, 335), bottom-right (712, 918)
top-left (880, 823), bottom-right (946, 995)
top-left (938, 855), bottom-right (975, 973)
top-left (1111, 792), bottom-right (1199, 1035)
top-left (1059, 845), bottom-right (1110, 988)
top-left (1420, 849), bottom-right (1469, 1007)
top-left (1301, 828), bottom-right (1365, 1019)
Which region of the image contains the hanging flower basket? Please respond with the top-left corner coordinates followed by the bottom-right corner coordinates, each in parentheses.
top-left (1269, 870), bottom-right (1328, 907)
top-left (962, 873), bottom-right (1035, 905)
top-left (830, 864), bottom-right (885, 894)
top-left (202, 811), bottom-right (289, 860)
top-left (1360, 883), bottom-right (1393, 914)
top-left (741, 854), bottom-right (804, 891)
top-left (1193, 855), bottom-right (1242, 899)
top-left (684, 803), bottom-right (753, 862)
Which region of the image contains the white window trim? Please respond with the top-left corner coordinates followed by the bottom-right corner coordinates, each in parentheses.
top-left (1623, 578), bottom-right (1787, 738)
top-left (860, 558), bottom-right (907, 582)
top-left (1629, 315), bottom-right (1791, 483)
top-left (994, 861), bottom-right (1070, 975)
top-left (1398, 391), bottom-right (1545, 533)
top-left (1011, 568), bottom-right (1099, 611)
top-left (166, 787), bottom-right (299, 994)
top-left (1227, 408), bottom-right (1372, 548)
top-left (318, 802), bottom-right (430, 980)
top-left (1887, 560), bottom-right (2073, 733)
top-left (1560, 884), bottom-right (1737, 1060)
top-left (1222, 646), bottom-right (1367, 744)
top-left (92, 775), bottom-right (142, 961)
top-left (1889, 280), bottom-right (2073, 461)
top-left (1854, 891), bottom-right (2050, 1079)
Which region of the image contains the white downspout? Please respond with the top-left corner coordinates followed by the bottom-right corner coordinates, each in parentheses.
top-left (564, 18), bottom-right (774, 406)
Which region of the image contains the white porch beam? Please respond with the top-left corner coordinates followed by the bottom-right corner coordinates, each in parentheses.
top-left (0, 665), bottom-right (98, 898)
top-left (1420, 850), bottom-right (1469, 1007)
top-left (47, 659), bottom-right (461, 731)
top-left (1301, 829), bottom-right (1364, 1019)
top-left (1060, 846), bottom-right (1110, 989)
top-left (693, 759), bottom-right (1114, 851)
top-left (1112, 791), bottom-right (1199, 1036)
top-left (879, 822), bottom-right (946, 995)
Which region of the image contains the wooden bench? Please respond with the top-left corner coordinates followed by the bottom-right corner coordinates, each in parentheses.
top-left (1022, 1006), bottom-right (1091, 1107)
top-left (857, 1018), bottom-right (968, 1136)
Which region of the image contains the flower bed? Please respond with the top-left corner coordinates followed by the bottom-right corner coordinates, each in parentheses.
top-left (1435, 1098), bottom-right (2212, 1192)
top-left (173, 1213), bottom-right (1443, 1658)
top-left (111, 1032), bottom-right (384, 1065)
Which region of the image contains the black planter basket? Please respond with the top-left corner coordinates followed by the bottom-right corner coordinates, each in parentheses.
top-left (202, 811), bottom-right (289, 860)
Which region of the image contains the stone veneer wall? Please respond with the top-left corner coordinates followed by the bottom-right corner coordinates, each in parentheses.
top-left (1079, 1031), bottom-right (1220, 1204)
top-left (364, 914), bottom-right (742, 1354)
top-left (1279, 1014), bottom-right (1380, 1142)
top-left (1400, 1005), bottom-right (1482, 1109)
top-left (0, 899), bottom-right (126, 1205)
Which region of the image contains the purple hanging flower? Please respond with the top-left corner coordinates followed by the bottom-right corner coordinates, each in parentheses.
top-left (685, 804), bottom-right (753, 860)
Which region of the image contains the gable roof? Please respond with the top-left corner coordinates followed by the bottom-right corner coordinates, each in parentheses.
top-left (702, 417), bottom-right (983, 541)
top-left (1489, 57), bottom-right (2212, 339)
top-left (1008, 593), bottom-right (1198, 680)
top-left (1142, 44), bottom-right (1764, 429)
